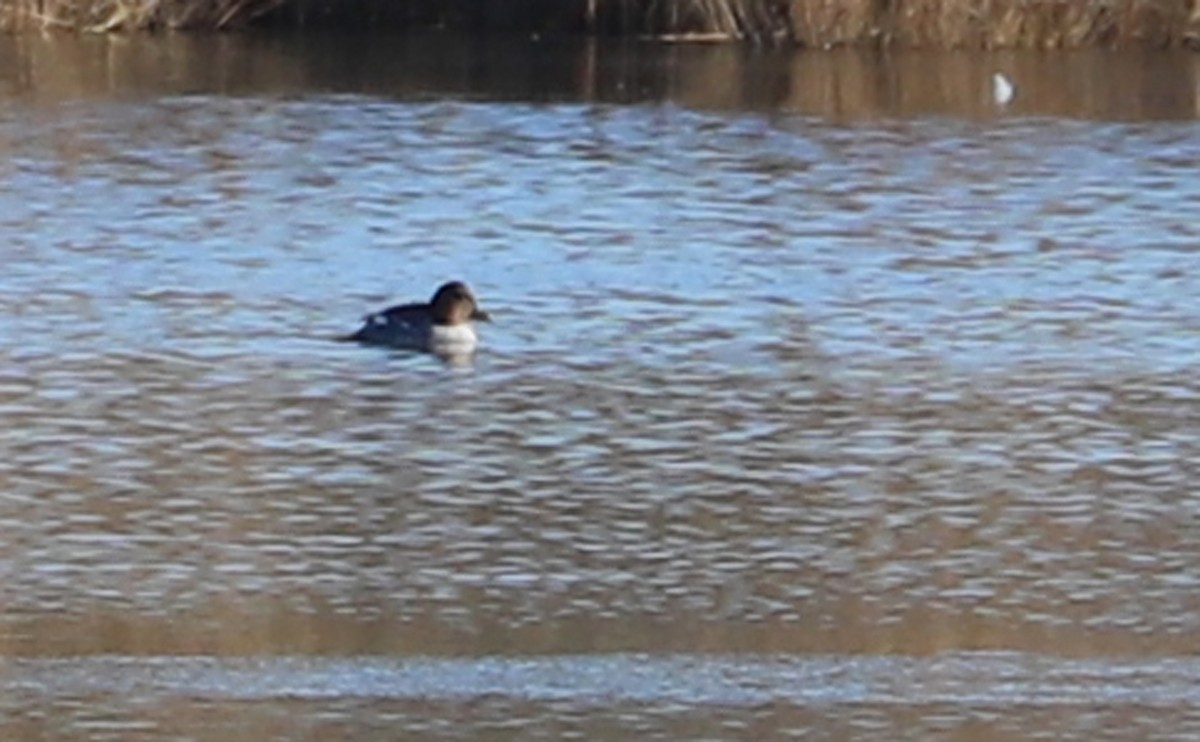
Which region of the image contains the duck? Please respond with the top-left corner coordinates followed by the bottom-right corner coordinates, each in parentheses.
top-left (343, 281), bottom-right (490, 353)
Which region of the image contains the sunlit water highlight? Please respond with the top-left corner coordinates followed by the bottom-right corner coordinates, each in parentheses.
top-left (5, 654), bottom-right (1200, 740)
top-left (10, 653), bottom-right (1200, 706)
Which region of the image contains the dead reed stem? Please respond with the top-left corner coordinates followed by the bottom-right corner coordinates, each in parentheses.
top-left (2, 0), bottom-right (285, 31)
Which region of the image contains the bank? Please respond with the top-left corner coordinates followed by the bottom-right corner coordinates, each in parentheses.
top-left (3, 0), bottom-right (1200, 48)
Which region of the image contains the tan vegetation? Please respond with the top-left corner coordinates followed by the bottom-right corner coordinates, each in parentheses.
top-left (791, 0), bottom-right (1200, 48)
top-left (1, 0), bottom-right (285, 31)
top-left (2, 0), bottom-right (1198, 47)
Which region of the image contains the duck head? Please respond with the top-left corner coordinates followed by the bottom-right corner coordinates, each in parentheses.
top-left (430, 281), bottom-right (490, 325)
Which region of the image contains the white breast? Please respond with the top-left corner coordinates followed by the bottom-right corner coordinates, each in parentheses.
top-left (429, 323), bottom-right (478, 348)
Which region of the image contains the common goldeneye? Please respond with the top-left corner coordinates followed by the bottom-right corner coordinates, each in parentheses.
top-left (344, 281), bottom-right (490, 353)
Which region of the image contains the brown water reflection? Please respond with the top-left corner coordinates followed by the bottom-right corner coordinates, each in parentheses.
top-left (4, 350), bottom-right (1200, 660)
top-left (2, 32), bottom-right (1198, 119)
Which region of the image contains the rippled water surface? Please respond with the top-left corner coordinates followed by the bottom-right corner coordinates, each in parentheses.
top-left (1, 33), bottom-right (1199, 740)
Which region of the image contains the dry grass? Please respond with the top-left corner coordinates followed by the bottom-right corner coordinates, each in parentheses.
top-left (593, 0), bottom-right (790, 41)
top-left (2, 0), bottom-right (285, 31)
top-left (1, 0), bottom-right (1198, 47)
top-left (790, 0), bottom-right (1200, 48)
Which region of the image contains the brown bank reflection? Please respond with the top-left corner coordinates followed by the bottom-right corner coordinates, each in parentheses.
top-left (1, 32), bottom-right (1198, 119)
top-left (2, 348), bottom-right (1199, 659)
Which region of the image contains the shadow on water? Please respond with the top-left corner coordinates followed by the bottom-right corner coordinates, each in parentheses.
top-left (1, 32), bottom-right (1198, 119)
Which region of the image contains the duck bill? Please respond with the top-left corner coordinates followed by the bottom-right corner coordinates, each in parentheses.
top-left (471, 308), bottom-right (492, 322)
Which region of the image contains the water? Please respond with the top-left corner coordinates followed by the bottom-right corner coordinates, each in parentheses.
top-left (6, 654), bottom-right (1200, 739)
top-left (1, 32), bottom-right (1199, 739)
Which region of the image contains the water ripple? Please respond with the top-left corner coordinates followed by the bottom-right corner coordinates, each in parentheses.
top-left (0, 95), bottom-right (1198, 662)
